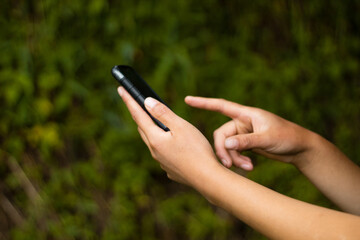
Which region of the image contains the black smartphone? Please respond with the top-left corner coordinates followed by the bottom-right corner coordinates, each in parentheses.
top-left (111, 65), bottom-right (170, 131)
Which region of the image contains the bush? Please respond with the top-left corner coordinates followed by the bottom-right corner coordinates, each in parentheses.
top-left (1, 1), bottom-right (359, 239)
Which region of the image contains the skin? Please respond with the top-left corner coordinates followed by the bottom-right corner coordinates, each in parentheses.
top-left (117, 86), bottom-right (360, 239)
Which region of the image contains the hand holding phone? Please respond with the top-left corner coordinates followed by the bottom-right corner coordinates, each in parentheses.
top-left (112, 65), bottom-right (170, 131)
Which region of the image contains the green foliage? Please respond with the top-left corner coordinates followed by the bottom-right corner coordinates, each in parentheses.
top-left (1, 0), bottom-right (359, 239)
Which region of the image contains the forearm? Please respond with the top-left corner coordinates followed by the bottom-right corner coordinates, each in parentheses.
top-left (191, 162), bottom-right (360, 240)
top-left (295, 132), bottom-right (360, 214)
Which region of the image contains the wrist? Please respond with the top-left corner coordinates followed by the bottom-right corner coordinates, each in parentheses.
top-left (186, 157), bottom-right (225, 201)
top-left (292, 130), bottom-right (325, 171)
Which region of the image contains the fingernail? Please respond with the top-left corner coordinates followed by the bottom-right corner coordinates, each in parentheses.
top-left (118, 87), bottom-right (123, 96)
top-left (225, 138), bottom-right (238, 148)
top-left (241, 162), bottom-right (252, 171)
top-left (221, 159), bottom-right (229, 166)
top-left (184, 96), bottom-right (191, 103)
top-left (144, 97), bottom-right (157, 109)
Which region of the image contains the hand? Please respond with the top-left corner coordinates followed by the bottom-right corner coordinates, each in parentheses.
top-left (185, 96), bottom-right (316, 170)
top-left (117, 87), bottom-right (220, 185)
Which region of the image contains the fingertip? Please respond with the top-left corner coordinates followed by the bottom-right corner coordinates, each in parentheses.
top-left (144, 97), bottom-right (158, 110)
top-left (184, 96), bottom-right (195, 104)
top-left (231, 153), bottom-right (253, 171)
top-left (221, 158), bottom-right (232, 168)
top-left (144, 97), bottom-right (176, 130)
top-left (241, 162), bottom-right (253, 171)
top-left (117, 86), bottom-right (124, 97)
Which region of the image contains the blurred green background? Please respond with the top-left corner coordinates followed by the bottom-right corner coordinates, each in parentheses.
top-left (1, 0), bottom-right (360, 239)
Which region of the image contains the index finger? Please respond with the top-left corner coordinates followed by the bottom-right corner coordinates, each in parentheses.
top-left (185, 96), bottom-right (248, 119)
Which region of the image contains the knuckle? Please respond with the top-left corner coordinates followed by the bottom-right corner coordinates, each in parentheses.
top-left (215, 99), bottom-right (226, 112)
top-left (150, 151), bottom-right (157, 159)
top-left (153, 104), bottom-right (167, 118)
top-left (149, 141), bottom-right (158, 149)
top-left (219, 98), bottom-right (230, 105)
top-left (215, 149), bottom-right (223, 158)
top-left (214, 144), bottom-right (226, 157)
top-left (131, 113), bottom-right (139, 122)
top-left (149, 138), bottom-right (161, 150)
top-left (238, 136), bottom-right (251, 149)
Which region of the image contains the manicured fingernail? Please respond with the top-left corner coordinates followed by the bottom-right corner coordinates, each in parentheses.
top-left (241, 162), bottom-right (252, 171)
top-left (144, 97), bottom-right (157, 109)
top-left (118, 87), bottom-right (123, 96)
top-left (225, 138), bottom-right (238, 148)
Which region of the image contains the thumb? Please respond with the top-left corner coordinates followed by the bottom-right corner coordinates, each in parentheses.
top-left (224, 133), bottom-right (268, 152)
top-left (144, 97), bottom-right (178, 128)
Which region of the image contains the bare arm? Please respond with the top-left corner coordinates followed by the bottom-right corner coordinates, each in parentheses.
top-left (296, 134), bottom-right (360, 214)
top-left (118, 88), bottom-right (360, 239)
top-left (185, 96), bottom-right (360, 215)
top-left (196, 162), bottom-right (360, 240)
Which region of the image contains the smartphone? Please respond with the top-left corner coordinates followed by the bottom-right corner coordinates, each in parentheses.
top-left (111, 65), bottom-right (170, 131)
